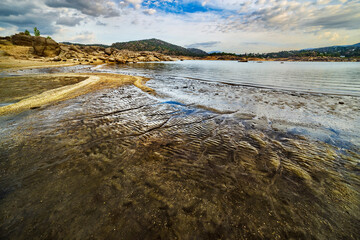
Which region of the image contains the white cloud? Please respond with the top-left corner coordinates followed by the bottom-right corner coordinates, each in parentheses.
top-left (0, 0), bottom-right (359, 53)
top-left (69, 31), bottom-right (96, 43)
top-left (143, 9), bottom-right (156, 15)
top-left (121, 0), bottom-right (143, 9)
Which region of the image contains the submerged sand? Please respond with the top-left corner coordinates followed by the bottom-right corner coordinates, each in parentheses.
top-left (0, 72), bottom-right (153, 115)
top-left (0, 60), bottom-right (359, 239)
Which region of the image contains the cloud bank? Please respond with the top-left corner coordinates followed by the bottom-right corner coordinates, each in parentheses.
top-left (0, 0), bottom-right (359, 52)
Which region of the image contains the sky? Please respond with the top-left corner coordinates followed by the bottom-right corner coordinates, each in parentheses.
top-left (0, 0), bottom-right (359, 53)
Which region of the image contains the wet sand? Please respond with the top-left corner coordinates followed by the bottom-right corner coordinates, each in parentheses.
top-left (0, 63), bottom-right (359, 239)
top-left (0, 57), bottom-right (77, 71)
top-left (0, 72), bottom-right (151, 115)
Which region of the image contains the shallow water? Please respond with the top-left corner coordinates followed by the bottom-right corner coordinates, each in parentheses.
top-left (100, 61), bottom-right (360, 96)
top-left (100, 62), bottom-right (360, 149)
top-left (0, 62), bottom-right (359, 239)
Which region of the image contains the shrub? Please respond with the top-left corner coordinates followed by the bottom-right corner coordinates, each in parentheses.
top-left (34, 27), bottom-right (40, 36)
top-left (24, 30), bottom-right (30, 36)
top-left (47, 36), bottom-right (52, 40)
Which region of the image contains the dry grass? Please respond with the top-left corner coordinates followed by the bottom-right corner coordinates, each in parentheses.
top-left (0, 44), bottom-right (32, 58)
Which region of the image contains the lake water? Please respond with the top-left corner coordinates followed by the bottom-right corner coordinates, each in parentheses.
top-left (99, 60), bottom-right (360, 96)
top-left (99, 61), bottom-right (360, 148)
top-left (0, 61), bottom-right (359, 239)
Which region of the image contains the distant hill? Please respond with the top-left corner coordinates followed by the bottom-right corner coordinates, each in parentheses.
top-left (261, 42), bottom-right (360, 58)
top-left (302, 42), bottom-right (360, 50)
top-left (111, 38), bottom-right (208, 57)
top-left (61, 42), bottom-right (110, 48)
top-left (305, 43), bottom-right (360, 56)
top-left (208, 51), bottom-right (222, 54)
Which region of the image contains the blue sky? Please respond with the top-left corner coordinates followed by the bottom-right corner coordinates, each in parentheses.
top-left (0, 0), bottom-right (359, 53)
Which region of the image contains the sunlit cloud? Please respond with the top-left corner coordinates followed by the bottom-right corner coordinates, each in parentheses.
top-left (0, 0), bottom-right (359, 53)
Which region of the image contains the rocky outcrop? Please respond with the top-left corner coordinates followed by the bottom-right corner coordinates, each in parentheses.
top-left (32, 37), bottom-right (60, 57)
top-left (11, 33), bottom-right (34, 46)
top-left (52, 44), bottom-right (177, 64)
top-left (10, 33), bottom-right (60, 57)
top-left (3, 32), bottom-right (177, 63)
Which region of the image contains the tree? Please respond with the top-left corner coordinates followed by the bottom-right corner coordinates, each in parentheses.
top-left (34, 27), bottom-right (40, 36)
top-left (24, 30), bottom-right (30, 36)
top-left (47, 36), bottom-right (52, 40)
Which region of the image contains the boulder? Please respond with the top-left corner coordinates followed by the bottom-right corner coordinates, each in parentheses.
top-left (137, 56), bottom-right (146, 62)
top-left (147, 55), bottom-right (160, 62)
top-left (105, 47), bottom-right (113, 55)
top-left (69, 45), bottom-right (81, 53)
top-left (51, 56), bottom-right (61, 61)
top-left (82, 46), bottom-right (92, 53)
top-left (115, 57), bottom-right (126, 64)
top-left (32, 37), bottom-right (60, 57)
top-left (64, 52), bottom-right (73, 59)
top-left (60, 45), bottom-right (70, 51)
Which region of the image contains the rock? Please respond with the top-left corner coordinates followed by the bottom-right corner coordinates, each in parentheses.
top-left (108, 58), bottom-right (115, 62)
top-left (126, 58), bottom-right (135, 63)
top-left (69, 45), bottom-right (81, 53)
top-left (83, 46), bottom-right (94, 54)
top-left (0, 50), bottom-right (10, 56)
top-left (105, 47), bottom-right (113, 55)
top-left (11, 33), bottom-right (34, 46)
top-left (115, 57), bottom-right (126, 64)
top-left (60, 45), bottom-right (70, 52)
top-left (32, 37), bottom-right (60, 57)
top-left (147, 55), bottom-right (160, 62)
top-left (51, 56), bottom-right (61, 61)
top-left (0, 39), bottom-right (12, 45)
top-left (136, 56), bottom-right (145, 62)
top-left (64, 53), bottom-right (73, 59)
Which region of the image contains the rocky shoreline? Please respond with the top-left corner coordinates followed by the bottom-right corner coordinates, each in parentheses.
top-left (1, 33), bottom-right (359, 64)
top-left (0, 33), bottom-right (178, 65)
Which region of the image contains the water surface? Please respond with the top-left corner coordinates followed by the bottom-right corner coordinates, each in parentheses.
top-left (101, 61), bottom-right (360, 96)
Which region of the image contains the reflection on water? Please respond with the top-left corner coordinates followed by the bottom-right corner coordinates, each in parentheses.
top-left (0, 62), bottom-right (360, 239)
top-left (100, 61), bottom-right (360, 96)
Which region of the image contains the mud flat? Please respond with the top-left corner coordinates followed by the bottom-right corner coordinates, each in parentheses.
top-left (0, 63), bottom-right (359, 239)
top-left (0, 72), bottom-right (152, 115)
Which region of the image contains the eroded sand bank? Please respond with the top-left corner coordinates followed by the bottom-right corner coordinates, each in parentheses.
top-left (0, 72), bottom-right (152, 115)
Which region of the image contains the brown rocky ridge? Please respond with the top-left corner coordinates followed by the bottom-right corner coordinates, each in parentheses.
top-left (0, 33), bottom-right (178, 65)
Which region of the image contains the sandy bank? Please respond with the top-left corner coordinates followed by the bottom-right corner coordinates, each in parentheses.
top-left (0, 72), bottom-right (153, 115)
top-left (0, 56), bottom-right (77, 71)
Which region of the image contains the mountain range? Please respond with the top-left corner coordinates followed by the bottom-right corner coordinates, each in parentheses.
top-left (111, 38), bottom-right (208, 57)
top-left (259, 42), bottom-right (360, 58)
top-left (61, 39), bottom-right (360, 58)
